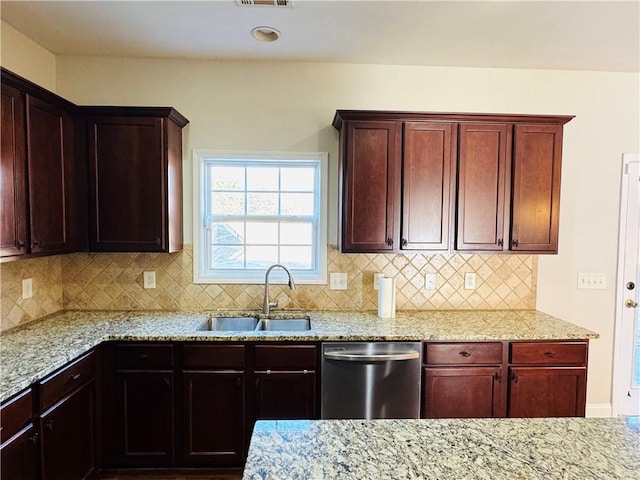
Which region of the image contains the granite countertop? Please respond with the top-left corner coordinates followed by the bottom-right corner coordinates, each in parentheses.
top-left (243, 417), bottom-right (640, 479)
top-left (0, 309), bottom-right (598, 403)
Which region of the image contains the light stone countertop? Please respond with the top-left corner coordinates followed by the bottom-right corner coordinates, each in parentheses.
top-left (243, 417), bottom-right (640, 480)
top-left (0, 309), bottom-right (598, 403)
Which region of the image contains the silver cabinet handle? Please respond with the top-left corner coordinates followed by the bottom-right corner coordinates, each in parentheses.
top-left (324, 351), bottom-right (419, 362)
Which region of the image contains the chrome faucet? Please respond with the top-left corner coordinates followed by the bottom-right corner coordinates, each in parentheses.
top-left (263, 264), bottom-right (296, 315)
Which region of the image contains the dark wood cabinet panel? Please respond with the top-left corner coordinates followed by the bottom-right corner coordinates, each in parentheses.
top-left (115, 370), bottom-right (174, 466)
top-left (86, 109), bottom-right (187, 253)
top-left (422, 366), bottom-right (503, 418)
top-left (511, 124), bottom-right (563, 252)
top-left (510, 342), bottom-right (588, 365)
top-left (508, 366), bottom-right (586, 417)
top-left (1, 424), bottom-right (39, 480)
top-left (0, 83), bottom-right (28, 259)
top-left (340, 121), bottom-right (400, 252)
top-left (40, 382), bottom-right (95, 480)
top-left (254, 372), bottom-right (317, 420)
top-left (456, 123), bottom-right (511, 251)
top-left (402, 122), bottom-right (456, 250)
top-left (182, 371), bottom-right (245, 466)
top-left (26, 95), bottom-right (76, 256)
top-left (425, 342), bottom-right (503, 365)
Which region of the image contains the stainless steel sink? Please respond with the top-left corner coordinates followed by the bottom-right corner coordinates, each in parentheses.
top-left (208, 317), bottom-right (259, 331)
top-left (257, 317), bottom-right (311, 331)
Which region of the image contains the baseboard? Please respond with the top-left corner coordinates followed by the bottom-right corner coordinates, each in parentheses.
top-left (586, 403), bottom-right (612, 417)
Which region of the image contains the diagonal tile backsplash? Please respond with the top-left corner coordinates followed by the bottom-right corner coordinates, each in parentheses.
top-left (1, 245), bottom-right (536, 331)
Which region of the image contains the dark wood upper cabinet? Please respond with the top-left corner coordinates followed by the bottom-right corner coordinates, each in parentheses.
top-left (511, 124), bottom-right (563, 252)
top-left (85, 108), bottom-right (188, 253)
top-left (1, 69), bottom-right (80, 260)
top-left (456, 123), bottom-right (511, 251)
top-left (402, 122), bottom-right (456, 250)
top-left (0, 83), bottom-right (28, 259)
top-left (339, 120), bottom-right (401, 252)
top-left (334, 110), bottom-right (573, 254)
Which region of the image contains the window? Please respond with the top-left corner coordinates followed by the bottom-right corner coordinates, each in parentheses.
top-left (193, 150), bottom-right (328, 284)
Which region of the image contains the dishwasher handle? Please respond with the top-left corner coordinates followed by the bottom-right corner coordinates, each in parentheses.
top-left (323, 351), bottom-right (420, 362)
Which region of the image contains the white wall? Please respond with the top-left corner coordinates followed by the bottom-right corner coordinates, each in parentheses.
top-left (49, 56), bottom-right (640, 411)
top-left (0, 20), bottom-right (56, 91)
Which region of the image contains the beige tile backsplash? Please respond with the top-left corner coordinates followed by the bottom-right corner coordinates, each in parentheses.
top-left (1, 245), bottom-right (536, 331)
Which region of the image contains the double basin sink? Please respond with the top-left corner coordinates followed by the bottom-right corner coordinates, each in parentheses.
top-left (207, 315), bottom-right (311, 332)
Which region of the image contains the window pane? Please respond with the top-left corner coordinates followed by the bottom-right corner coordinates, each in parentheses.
top-left (281, 167), bottom-right (315, 192)
top-left (280, 246), bottom-right (312, 269)
top-left (246, 246), bottom-right (278, 269)
top-left (211, 246), bottom-right (244, 269)
top-left (246, 222), bottom-right (278, 245)
top-left (247, 166), bottom-right (279, 191)
top-left (211, 222), bottom-right (244, 245)
top-left (247, 192), bottom-right (278, 215)
top-left (280, 223), bottom-right (313, 245)
top-left (211, 192), bottom-right (245, 215)
top-left (281, 193), bottom-right (314, 216)
top-left (210, 166), bottom-right (244, 190)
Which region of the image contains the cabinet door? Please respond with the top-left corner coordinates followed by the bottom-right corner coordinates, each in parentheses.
top-left (456, 123), bottom-right (511, 251)
top-left (88, 116), bottom-right (166, 252)
top-left (40, 382), bottom-right (95, 480)
top-left (508, 366), bottom-right (586, 417)
top-left (511, 124), bottom-right (563, 252)
top-left (422, 366), bottom-right (503, 418)
top-left (182, 371), bottom-right (244, 466)
top-left (255, 372), bottom-right (316, 420)
top-left (0, 424), bottom-right (39, 480)
top-left (26, 95), bottom-right (75, 255)
top-left (402, 122), bottom-right (456, 250)
top-left (0, 83), bottom-right (28, 258)
top-left (116, 370), bottom-right (174, 466)
top-left (341, 121), bottom-right (400, 252)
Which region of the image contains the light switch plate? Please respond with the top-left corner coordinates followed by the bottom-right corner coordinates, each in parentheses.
top-left (373, 273), bottom-right (384, 290)
top-left (577, 272), bottom-right (606, 289)
top-left (425, 273), bottom-right (437, 290)
top-left (143, 271), bottom-right (157, 289)
top-left (330, 272), bottom-right (348, 290)
top-left (464, 272), bottom-right (477, 290)
top-left (22, 278), bottom-right (33, 299)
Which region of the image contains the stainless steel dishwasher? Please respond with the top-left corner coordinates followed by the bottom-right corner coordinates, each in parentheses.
top-left (321, 342), bottom-right (422, 419)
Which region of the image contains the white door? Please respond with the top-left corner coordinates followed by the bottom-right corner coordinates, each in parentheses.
top-left (613, 154), bottom-right (640, 416)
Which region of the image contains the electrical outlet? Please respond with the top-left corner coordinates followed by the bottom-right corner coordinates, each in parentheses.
top-left (425, 273), bottom-right (437, 290)
top-left (22, 278), bottom-right (33, 299)
top-left (464, 272), bottom-right (477, 290)
top-left (577, 272), bottom-right (606, 289)
top-left (143, 271), bottom-right (156, 289)
top-left (373, 273), bottom-right (384, 290)
top-left (330, 272), bottom-right (348, 290)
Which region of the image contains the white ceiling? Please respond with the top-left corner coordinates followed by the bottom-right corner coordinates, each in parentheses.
top-left (1, 0), bottom-right (639, 72)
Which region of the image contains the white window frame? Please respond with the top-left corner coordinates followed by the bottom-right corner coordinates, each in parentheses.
top-left (193, 150), bottom-right (328, 284)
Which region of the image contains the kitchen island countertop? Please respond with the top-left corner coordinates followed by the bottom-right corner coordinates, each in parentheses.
top-left (243, 416), bottom-right (640, 479)
top-left (0, 309), bottom-right (597, 403)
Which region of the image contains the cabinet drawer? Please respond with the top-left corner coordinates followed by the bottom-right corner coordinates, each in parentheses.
top-left (116, 344), bottom-right (174, 369)
top-left (425, 343), bottom-right (503, 365)
top-left (183, 344), bottom-right (245, 369)
top-left (510, 342), bottom-right (588, 365)
top-left (40, 351), bottom-right (96, 410)
top-left (1, 389), bottom-right (33, 443)
top-left (255, 345), bottom-right (317, 370)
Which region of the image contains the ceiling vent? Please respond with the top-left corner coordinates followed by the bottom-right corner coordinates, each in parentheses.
top-left (236, 0), bottom-right (292, 7)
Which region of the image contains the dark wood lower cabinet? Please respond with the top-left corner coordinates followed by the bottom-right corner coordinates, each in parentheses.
top-left (508, 366), bottom-right (587, 417)
top-left (254, 372), bottom-right (316, 420)
top-left (422, 366), bottom-right (503, 418)
top-left (115, 371), bottom-right (174, 467)
top-left (182, 371), bottom-right (244, 466)
top-left (1, 424), bottom-right (39, 480)
top-left (40, 382), bottom-right (95, 480)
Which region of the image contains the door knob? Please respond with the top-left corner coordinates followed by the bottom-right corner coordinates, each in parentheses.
top-left (625, 299), bottom-right (638, 308)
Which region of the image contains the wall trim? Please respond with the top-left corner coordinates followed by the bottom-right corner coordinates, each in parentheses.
top-left (586, 403), bottom-right (612, 418)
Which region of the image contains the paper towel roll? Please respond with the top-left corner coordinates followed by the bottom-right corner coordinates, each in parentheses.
top-left (377, 277), bottom-right (396, 318)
